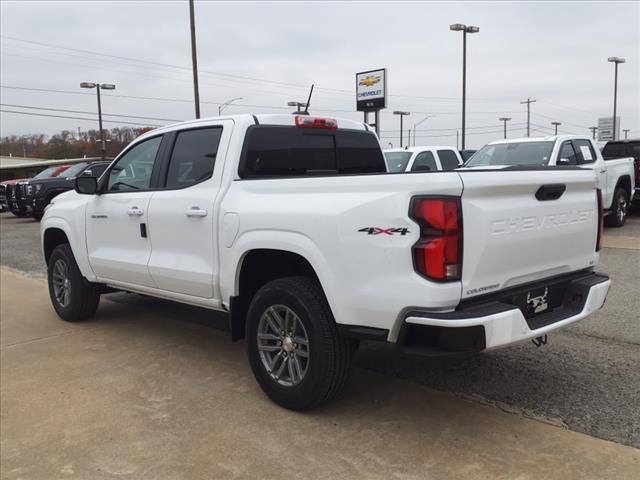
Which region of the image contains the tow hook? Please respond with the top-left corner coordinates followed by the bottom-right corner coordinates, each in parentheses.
top-left (532, 335), bottom-right (548, 348)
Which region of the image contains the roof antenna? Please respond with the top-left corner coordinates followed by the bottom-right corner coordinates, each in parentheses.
top-left (303, 84), bottom-right (314, 115)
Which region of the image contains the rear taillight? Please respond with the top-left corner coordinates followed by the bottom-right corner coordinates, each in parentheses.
top-left (410, 197), bottom-right (462, 281)
top-left (596, 189), bottom-right (603, 252)
top-left (295, 116), bottom-right (338, 130)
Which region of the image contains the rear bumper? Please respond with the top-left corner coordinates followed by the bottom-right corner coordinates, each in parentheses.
top-left (399, 271), bottom-right (610, 354)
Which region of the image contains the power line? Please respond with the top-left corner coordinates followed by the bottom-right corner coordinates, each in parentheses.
top-left (0, 109), bottom-right (160, 127)
top-left (0, 103), bottom-right (182, 122)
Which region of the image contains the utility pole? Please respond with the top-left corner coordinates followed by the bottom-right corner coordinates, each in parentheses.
top-left (393, 111), bottom-right (410, 147)
top-left (551, 121), bottom-right (561, 135)
top-left (520, 98), bottom-right (536, 137)
top-left (608, 57), bottom-right (625, 140)
top-left (623, 129), bottom-right (630, 140)
top-left (589, 126), bottom-right (598, 140)
top-left (456, 131), bottom-right (459, 150)
top-left (189, 0), bottom-right (201, 119)
top-left (499, 117), bottom-right (511, 139)
top-left (450, 23), bottom-right (480, 150)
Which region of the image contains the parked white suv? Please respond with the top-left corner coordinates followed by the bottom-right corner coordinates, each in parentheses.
top-left (384, 146), bottom-right (463, 172)
top-left (41, 115), bottom-right (610, 410)
top-left (465, 136), bottom-right (635, 227)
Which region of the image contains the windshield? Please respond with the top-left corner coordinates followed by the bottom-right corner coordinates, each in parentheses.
top-left (384, 152), bottom-right (412, 172)
top-left (465, 142), bottom-right (555, 167)
top-left (57, 163), bottom-right (88, 178)
top-left (33, 166), bottom-right (58, 179)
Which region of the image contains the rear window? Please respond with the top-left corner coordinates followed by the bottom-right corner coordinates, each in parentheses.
top-left (240, 126), bottom-right (385, 178)
top-left (385, 152), bottom-right (412, 172)
top-left (602, 141), bottom-right (640, 160)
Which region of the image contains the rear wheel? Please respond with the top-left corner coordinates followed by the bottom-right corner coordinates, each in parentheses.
top-left (246, 276), bottom-right (355, 410)
top-left (605, 187), bottom-right (629, 228)
top-left (47, 244), bottom-right (101, 321)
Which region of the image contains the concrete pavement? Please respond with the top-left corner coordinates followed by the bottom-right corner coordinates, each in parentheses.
top-left (1, 268), bottom-right (639, 479)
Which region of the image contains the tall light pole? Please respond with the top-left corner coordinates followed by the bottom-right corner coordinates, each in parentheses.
top-left (393, 111), bottom-right (410, 147)
top-left (412, 115), bottom-right (435, 146)
top-left (189, 0), bottom-right (201, 119)
top-left (551, 121), bottom-right (561, 135)
top-left (219, 97), bottom-right (243, 116)
top-left (499, 117), bottom-right (511, 139)
top-left (608, 57), bottom-right (625, 140)
top-left (589, 126), bottom-right (598, 140)
top-left (623, 129), bottom-right (630, 140)
top-left (80, 82), bottom-right (115, 159)
top-left (450, 23), bottom-right (479, 150)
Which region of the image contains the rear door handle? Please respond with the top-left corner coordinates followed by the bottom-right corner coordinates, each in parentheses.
top-left (127, 207), bottom-right (144, 216)
top-left (186, 206), bottom-right (208, 217)
top-left (535, 184), bottom-right (566, 201)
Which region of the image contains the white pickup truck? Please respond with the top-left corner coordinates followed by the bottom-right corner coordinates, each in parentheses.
top-left (41, 115), bottom-right (610, 410)
top-left (384, 146), bottom-right (463, 172)
top-left (465, 135), bottom-right (635, 227)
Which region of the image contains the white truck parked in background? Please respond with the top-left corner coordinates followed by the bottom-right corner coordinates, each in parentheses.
top-left (41, 115), bottom-right (610, 410)
top-left (384, 146), bottom-right (463, 172)
top-left (465, 135), bottom-right (635, 227)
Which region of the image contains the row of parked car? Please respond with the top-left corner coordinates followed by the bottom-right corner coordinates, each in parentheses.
top-left (384, 137), bottom-right (639, 227)
top-left (0, 161), bottom-right (110, 220)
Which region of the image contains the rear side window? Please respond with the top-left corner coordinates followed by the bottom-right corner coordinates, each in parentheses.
top-left (165, 127), bottom-right (223, 188)
top-left (437, 150), bottom-right (460, 170)
top-left (240, 126), bottom-right (385, 178)
top-left (558, 142), bottom-right (578, 165)
top-left (411, 151), bottom-right (437, 171)
top-left (601, 142), bottom-right (626, 159)
top-left (574, 140), bottom-right (596, 164)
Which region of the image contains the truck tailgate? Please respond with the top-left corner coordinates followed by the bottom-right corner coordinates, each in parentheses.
top-left (458, 169), bottom-right (598, 299)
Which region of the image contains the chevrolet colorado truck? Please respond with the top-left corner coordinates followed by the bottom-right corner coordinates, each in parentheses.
top-left (41, 114), bottom-right (610, 410)
top-left (465, 135), bottom-right (635, 227)
top-left (384, 146), bottom-right (463, 172)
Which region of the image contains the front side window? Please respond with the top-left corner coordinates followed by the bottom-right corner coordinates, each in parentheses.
top-left (385, 152), bottom-right (412, 172)
top-left (107, 136), bottom-right (162, 191)
top-left (465, 142), bottom-right (554, 167)
top-left (165, 127), bottom-right (223, 188)
top-left (82, 163), bottom-right (109, 178)
top-left (437, 150), bottom-right (460, 170)
top-left (558, 142), bottom-right (578, 165)
top-left (411, 151), bottom-right (437, 171)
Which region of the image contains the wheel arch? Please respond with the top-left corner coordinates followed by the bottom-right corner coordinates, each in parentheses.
top-left (41, 216), bottom-right (96, 281)
top-left (615, 175), bottom-right (632, 199)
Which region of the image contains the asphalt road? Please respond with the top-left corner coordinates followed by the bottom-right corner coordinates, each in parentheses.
top-left (1, 209), bottom-right (639, 447)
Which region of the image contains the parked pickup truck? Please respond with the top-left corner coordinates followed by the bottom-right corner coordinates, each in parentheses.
top-left (2, 165), bottom-right (72, 217)
top-left (24, 161), bottom-right (110, 220)
top-left (601, 139), bottom-right (640, 205)
top-left (465, 135), bottom-right (635, 227)
top-left (41, 114), bottom-right (610, 410)
top-left (384, 146), bottom-right (463, 172)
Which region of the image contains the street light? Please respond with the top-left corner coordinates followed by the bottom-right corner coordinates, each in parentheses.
top-left (412, 115), bottom-right (435, 146)
top-left (450, 23), bottom-right (480, 150)
top-left (287, 101), bottom-right (308, 114)
top-left (219, 97), bottom-right (243, 116)
top-left (80, 82), bottom-right (116, 159)
top-left (608, 56), bottom-right (625, 140)
top-left (393, 111), bottom-right (411, 147)
top-left (589, 126), bottom-right (598, 139)
top-left (498, 117), bottom-right (511, 139)
top-left (623, 129), bottom-right (630, 140)
top-left (551, 121), bottom-right (562, 135)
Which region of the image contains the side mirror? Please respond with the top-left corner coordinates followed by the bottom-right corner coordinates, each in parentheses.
top-left (75, 176), bottom-right (98, 195)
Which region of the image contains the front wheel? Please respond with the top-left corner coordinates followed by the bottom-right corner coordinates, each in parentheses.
top-left (246, 276), bottom-right (355, 410)
top-left (605, 187), bottom-right (629, 228)
top-left (47, 244), bottom-right (101, 321)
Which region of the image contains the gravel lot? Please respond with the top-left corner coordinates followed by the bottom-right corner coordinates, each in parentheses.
top-left (1, 209), bottom-right (639, 447)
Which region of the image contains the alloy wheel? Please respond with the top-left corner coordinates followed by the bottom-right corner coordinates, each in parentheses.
top-left (52, 259), bottom-right (71, 308)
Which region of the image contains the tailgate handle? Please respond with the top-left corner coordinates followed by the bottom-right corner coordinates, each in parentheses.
top-left (535, 184), bottom-right (566, 201)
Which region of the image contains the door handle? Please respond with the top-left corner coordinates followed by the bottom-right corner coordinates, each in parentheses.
top-left (127, 207), bottom-right (144, 216)
top-left (186, 206), bottom-right (208, 217)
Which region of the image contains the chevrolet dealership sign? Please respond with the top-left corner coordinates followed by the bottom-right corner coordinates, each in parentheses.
top-left (356, 68), bottom-right (386, 111)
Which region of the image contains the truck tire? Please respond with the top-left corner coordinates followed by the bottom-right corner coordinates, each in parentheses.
top-left (32, 212), bottom-right (43, 221)
top-left (10, 209), bottom-right (27, 217)
top-left (246, 276), bottom-right (355, 410)
top-left (47, 244), bottom-right (101, 322)
top-left (605, 187), bottom-right (629, 228)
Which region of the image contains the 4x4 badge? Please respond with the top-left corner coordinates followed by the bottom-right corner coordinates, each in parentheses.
top-left (358, 227), bottom-right (410, 236)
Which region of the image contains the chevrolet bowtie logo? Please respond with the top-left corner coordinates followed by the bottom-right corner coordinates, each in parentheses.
top-left (359, 75), bottom-right (381, 87)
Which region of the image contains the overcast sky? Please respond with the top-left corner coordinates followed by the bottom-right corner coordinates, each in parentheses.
top-left (1, 0), bottom-right (638, 149)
